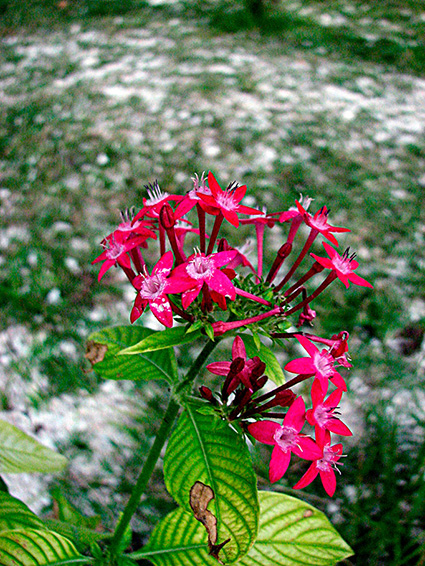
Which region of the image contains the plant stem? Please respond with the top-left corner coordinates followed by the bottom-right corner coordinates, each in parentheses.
top-left (109, 338), bottom-right (219, 559)
top-left (108, 396), bottom-right (179, 559)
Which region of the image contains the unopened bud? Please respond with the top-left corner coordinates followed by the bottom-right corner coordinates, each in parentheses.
top-left (254, 375), bottom-right (268, 391)
top-left (250, 357), bottom-right (266, 381)
top-left (199, 386), bottom-right (213, 401)
top-left (159, 203), bottom-right (175, 229)
top-left (229, 356), bottom-right (245, 376)
top-left (217, 238), bottom-right (231, 253)
top-left (275, 390), bottom-right (296, 407)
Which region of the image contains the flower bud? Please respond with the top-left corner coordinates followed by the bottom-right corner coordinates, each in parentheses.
top-left (159, 203), bottom-right (175, 229)
top-left (275, 390), bottom-right (296, 407)
top-left (199, 386), bottom-right (213, 401)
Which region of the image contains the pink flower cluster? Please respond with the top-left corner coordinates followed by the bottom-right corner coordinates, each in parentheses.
top-left (205, 333), bottom-right (352, 497)
top-left (93, 170), bottom-right (373, 497)
top-left (93, 171), bottom-right (372, 334)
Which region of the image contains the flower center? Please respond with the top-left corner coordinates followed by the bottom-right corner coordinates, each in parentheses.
top-left (139, 274), bottom-right (166, 300)
top-left (314, 405), bottom-right (333, 428)
top-left (216, 190), bottom-right (237, 211)
top-left (273, 426), bottom-right (298, 452)
top-left (105, 240), bottom-right (125, 260)
top-left (316, 444), bottom-right (340, 472)
top-left (314, 351), bottom-right (334, 378)
top-left (186, 255), bottom-right (214, 280)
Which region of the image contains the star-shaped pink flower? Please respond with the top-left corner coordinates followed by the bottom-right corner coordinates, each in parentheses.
top-left (169, 250), bottom-right (237, 309)
top-left (311, 242), bottom-right (373, 289)
top-left (284, 334), bottom-right (346, 393)
top-left (197, 172), bottom-right (262, 227)
top-left (92, 231), bottom-right (150, 281)
top-left (130, 251), bottom-right (193, 327)
top-left (296, 201), bottom-right (350, 246)
top-left (293, 430), bottom-right (344, 497)
top-left (306, 380), bottom-right (352, 446)
top-left (248, 396), bottom-right (321, 483)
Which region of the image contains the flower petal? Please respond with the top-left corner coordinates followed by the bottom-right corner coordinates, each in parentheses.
top-left (248, 420), bottom-right (280, 445)
top-left (269, 445), bottom-right (291, 482)
top-left (293, 462), bottom-right (319, 490)
top-left (319, 469), bottom-right (337, 497)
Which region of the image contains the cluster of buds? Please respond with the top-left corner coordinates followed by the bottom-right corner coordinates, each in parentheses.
top-left (93, 171), bottom-right (373, 496)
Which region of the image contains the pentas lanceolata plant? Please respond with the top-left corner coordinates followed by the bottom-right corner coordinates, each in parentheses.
top-left (82, 171), bottom-right (373, 564)
top-left (0, 172), bottom-right (367, 566)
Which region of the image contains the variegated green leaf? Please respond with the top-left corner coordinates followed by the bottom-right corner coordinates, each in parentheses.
top-left (0, 529), bottom-right (90, 566)
top-left (87, 325), bottom-right (178, 383)
top-left (238, 491), bottom-right (353, 566)
top-left (163, 404), bottom-right (259, 563)
top-left (119, 326), bottom-right (202, 354)
top-left (0, 493), bottom-right (45, 533)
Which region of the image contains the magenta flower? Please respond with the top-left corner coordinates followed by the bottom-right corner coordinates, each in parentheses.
top-left (248, 396), bottom-right (322, 483)
top-left (169, 250), bottom-right (237, 309)
top-left (174, 172), bottom-right (217, 218)
top-left (197, 172), bottom-right (262, 227)
top-left (284, 334), bottom-right (346, 393)
top-left (130, 251), bottom-right (192, 327)
top-left (306, 380), bottom-right (352, 445)
top-left (92, 231), bottom-right (150, 281)
top-left (132, 181), bottom-right (183, 223)
top-left (296, 202), bottom-right (350, 246)
top-left (311, 242), bottom-right (373, 289)
top-left (293, 431), bottom-right (344, 497)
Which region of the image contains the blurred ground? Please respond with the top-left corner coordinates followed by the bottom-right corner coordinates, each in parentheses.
top-left (1, 1), bottom-right (425, 564)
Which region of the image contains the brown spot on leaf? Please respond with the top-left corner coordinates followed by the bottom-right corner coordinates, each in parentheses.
top-left (303, 509), bottom-right (314, 518)
top-left (85, 341), bottom-right (108, 365)
top-left (189, 481), bottom-right (229, 563)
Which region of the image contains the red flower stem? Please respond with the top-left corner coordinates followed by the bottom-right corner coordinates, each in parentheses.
top-left (284, 272), bottom-right (337, 317)
top-left (212, 305), bottom-right (281, 336)
top-left (169, 300), bottom-right (194, 322)
top-left (119, 261), bottom-right (136, 284)
top-left (207, 212), bottom-right (224, 255)
top-left (274, 229), bottom-right (319, 292)
top-left (130, 248), bottom-right (144, 273)
top-left (159, 223), bottom-right (166, 256)
top-left (234, 287), bottom-right (272, 306)
top-left (266, 242), bottom-right (292, 284)
top-left (229, 389), bottom-right (253, 420)
top-left (165, 226), bottom-right (186, 265)
top-left (197, 204), bottom-right (206, 254)
top-left (284, 261), bottom-right (324, 299)
top-left (252, 373), bottom-right (313, 407)
top-left (255, 223), bottom-right (265, 282)
top-left (284, 285), bottom-right (304, 304)
top-left (201, 282), bottom-right (213, 312)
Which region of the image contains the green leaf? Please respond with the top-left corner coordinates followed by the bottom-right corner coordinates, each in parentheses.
top-left (242, 335), bottom-right (285, 386)
top-left (0, 492), bottom-right (45, 533)
top-left (131, 506), bottom-right (215, 565)
top-left (51, 488), bottom-right (100, 531)
top-left (87, 325), bottom-right (178, 384)
top-left (0, 529), bottom-right (89, 566)
top-left (238, 491), bottom-right (354, 566)
top-left (119, 326), bottom-right (202, 354)
top-left (134, 491), bottom-right (353, 566)
top-left (44, 520), bottom-right (106, 552)
top-left (163, 405), bottom-right (259, 563)
top-left (0, 420), bottom-right (67, 474)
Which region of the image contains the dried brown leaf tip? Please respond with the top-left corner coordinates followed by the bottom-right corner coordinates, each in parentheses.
top-left (189, 481), bottom-right (229, 563)
top-left (85, 341), bottom-right (108, 365)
